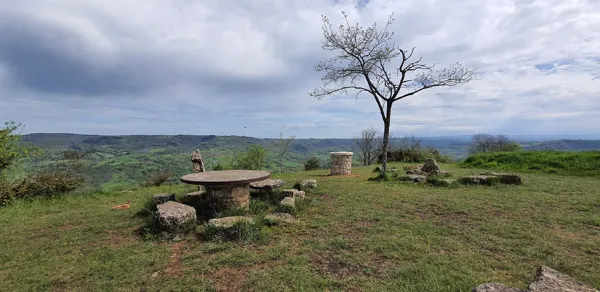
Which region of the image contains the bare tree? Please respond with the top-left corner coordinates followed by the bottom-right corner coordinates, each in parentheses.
top-left (468, 133), bottom-right (521, 155)
top-left (310, 12), bottom-right (477, 172)
top-left (272, 133), bottom-right (295, 173)
top-left (353, 127), bottom-right (380, 166)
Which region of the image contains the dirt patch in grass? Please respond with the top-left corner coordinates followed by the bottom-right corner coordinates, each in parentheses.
top-left (309, 251), bottom-right (362, 278)
top-left (164, 242), bottom-right (185, 277)
top-left (102, 228), bottom-right (138, 248)
top-left (206, 260), bottom-right (282, 292)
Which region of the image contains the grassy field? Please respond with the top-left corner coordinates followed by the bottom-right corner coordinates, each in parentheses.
top-left (1, 163), bottom-right (599, 291)
top-left (459, 150), bottom-right (600, 176)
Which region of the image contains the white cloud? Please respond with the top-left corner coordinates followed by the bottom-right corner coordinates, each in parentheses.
top-left (0, 0), bottom-right (599, 138)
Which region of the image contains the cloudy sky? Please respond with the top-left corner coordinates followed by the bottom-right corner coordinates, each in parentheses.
top-left (1, 0), bottom-right (599, 138)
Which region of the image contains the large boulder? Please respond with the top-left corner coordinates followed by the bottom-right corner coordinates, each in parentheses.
top-left (157, 201), bottom-right (197, 233)
top-left (208, 216), bottom-right (254, 228)
top-left (250, 179), bottom-right (285, 192)
top-left (300, 179), bottom-right (317, 189)
top-left (153, 193), bottom-right (175, 205)
top-left (526, 266), bottom-right (598, 292)
top-left (420, 158), bottom-right (441, 173)
top-left (472, 283), bottom-right (521, 292)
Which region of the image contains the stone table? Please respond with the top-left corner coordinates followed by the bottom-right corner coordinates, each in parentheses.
top-left (180, 170), bottom-right (271, 210)
top-left (330, 151), bottom-right (353, 175)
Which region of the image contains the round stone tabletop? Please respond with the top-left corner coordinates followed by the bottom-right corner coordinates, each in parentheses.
top-left (180, 170), bottom-right (271, 186)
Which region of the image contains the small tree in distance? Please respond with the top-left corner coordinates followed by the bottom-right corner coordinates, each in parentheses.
top-left (354, 127), bottom-right (380, 166)
top-left (310, 12), bottom-right (477, 172)
top-left (468, 133), bottom-right (522, 155)
top-left (272, 133), bottom-right (295, 173)
top-left (304, 156), bottom-right (320, 171)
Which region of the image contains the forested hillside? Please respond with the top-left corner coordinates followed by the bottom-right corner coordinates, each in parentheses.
top-left (17, 134), bottom-right (600, 190)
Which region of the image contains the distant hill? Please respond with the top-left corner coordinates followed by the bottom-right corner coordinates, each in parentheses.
top-left (18, 133), bottom-right (600, 190)
top-left (523, 140), bottom-right (600, 151)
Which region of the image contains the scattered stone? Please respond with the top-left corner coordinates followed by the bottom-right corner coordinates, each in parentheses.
top-left (481, 172), bottom-right (522, 185)
top-left (156, 201), bottom-right (197, 232)
top-left (430, 170), bottom-right (451, 177)
top-left (407, 174), bottom-right (427, 183)
top-left (300, 179), bottom-right (317, 189)
top-left (282, 189), bottom-right (305, 198)
top-left (459, 175), bottom-right (499, 185)
top-left (280, 197), bottom-right (296, 208)
top-left (250, 179), bottom-right (286, 191)
top-left (151, 271), bottom-right (159, 278)
top-left (153, 193), bottom-right (175, 205)
top-left (472, 266), bottom-right (598, 292)
top-left (472, 283), bottom-right (521, 292)
top-left (526, 266), bottom-right (598, 292)
top-left (264, 213), bottom-right (298, 225)
top-left (208, 216), bottom-right (254, 229)
top-left (406, 169), bottom-right (427, 175)
top-left (420, 158), bottom-right (441, 173)
top-left (181, 191), bottom-right (204, 205)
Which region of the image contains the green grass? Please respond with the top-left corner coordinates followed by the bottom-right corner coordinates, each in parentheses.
top-left (459, 150), bottom-right (600, 176)
top-left (1, 163), bottom-right (599, 291)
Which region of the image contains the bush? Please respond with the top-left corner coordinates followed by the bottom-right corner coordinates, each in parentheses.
top-left (304, 156), bottom-right (320, 171)
top-left (12, 171), bottom-right (85, 199)
top-left (146, 171), bottom-right (173, 187)
top-left (212, 161), bottom-right (229, 171)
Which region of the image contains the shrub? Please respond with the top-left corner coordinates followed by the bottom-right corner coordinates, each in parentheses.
top-left (212, 161), bottom-right (229, 171)
top-left (146, 171), bottom-right (173, 187)
top-left (304, 156), bottom-right (320, 171)
top-left (292, 182), bottom-right (302, 191)
top-left (12, 171), bottom-right (85, 199)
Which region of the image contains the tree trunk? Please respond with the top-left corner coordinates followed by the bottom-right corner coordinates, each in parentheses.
top-left (381, 103), bottom-right (393, 173)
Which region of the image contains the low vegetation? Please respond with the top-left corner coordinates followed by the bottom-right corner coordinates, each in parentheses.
top-left (1, 163), bottom-right (598, 291)
top-left (459, 150), bottom-right (600, 176)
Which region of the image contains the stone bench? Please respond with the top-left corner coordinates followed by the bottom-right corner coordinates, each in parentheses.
top-left (249, 179), bottom-right (285, 192)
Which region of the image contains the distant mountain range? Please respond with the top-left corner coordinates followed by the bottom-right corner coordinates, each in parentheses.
top-left (16, 133), bottom-right (600, 190)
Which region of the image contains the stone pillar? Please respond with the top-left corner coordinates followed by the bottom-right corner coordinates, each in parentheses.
top-left (204, 183), bottom-right (250, 211)
top-left (330, 152), bottom-right (353, 175)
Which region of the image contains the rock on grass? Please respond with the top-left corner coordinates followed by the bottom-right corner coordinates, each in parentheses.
top-left (208, 216), bottom-right (254, 229)
top-left (264, 213), bottom-right (298, 225)
top-left (157, 201), bottom-right (197, 233)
